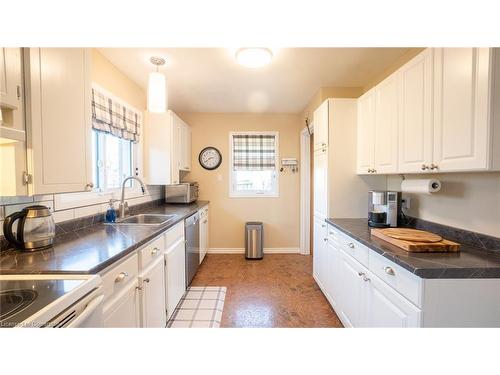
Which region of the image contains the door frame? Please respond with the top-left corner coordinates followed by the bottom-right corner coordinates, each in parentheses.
top-left (300, 125), bottom-right (312, 255)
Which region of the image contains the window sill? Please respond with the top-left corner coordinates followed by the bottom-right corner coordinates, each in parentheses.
top-left (229, 193), bottom-right (279, 198)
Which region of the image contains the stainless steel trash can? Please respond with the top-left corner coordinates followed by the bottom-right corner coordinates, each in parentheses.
top-left (245, 222), bottom-right (263, 259)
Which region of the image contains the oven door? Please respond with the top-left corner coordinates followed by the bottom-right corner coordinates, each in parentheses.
top-left (50, 290), bottom-right (104, 328)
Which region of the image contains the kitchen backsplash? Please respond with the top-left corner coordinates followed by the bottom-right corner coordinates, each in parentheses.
top-left (0, 185), bottom-right (164, 241)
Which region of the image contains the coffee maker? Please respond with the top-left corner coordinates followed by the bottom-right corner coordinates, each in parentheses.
top-left (368, 191), bottom-right (402, 228)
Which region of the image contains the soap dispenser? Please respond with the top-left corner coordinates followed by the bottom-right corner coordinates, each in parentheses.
top-left (105, 199), bottom-right (117, 223)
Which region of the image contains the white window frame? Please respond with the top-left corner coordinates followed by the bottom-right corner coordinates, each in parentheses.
top-left (229, 131), bottom-right (279, 198)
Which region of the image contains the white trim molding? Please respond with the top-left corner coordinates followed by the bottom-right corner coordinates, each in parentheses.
top-left (208, 248), bottom-right (301, 254)
top-left (299, 126), bottom-right (311, 255)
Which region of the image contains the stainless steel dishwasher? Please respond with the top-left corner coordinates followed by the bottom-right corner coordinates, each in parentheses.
top-left (184, 212), bottom-right (200, 286)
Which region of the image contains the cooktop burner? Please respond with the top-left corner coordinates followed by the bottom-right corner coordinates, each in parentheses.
top-left (0, 279), bottom-right (84, 327)
top-left (0, 289), bottom-right (38, 321)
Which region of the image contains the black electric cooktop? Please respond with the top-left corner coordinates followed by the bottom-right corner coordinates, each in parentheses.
top-left (0, 279), bottom-right (84, 328)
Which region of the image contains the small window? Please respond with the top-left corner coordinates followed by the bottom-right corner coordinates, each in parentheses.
top-left (229, 132), bottom-right (279, 197)
top-left (92, 130), bottom-right (133, 190)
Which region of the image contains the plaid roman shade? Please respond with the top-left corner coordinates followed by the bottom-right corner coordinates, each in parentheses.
top-left (232, 134), bottom-right (277, 171)
top-left (91, 85), bottom-right (142, 143)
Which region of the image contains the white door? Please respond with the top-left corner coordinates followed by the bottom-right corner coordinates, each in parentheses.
top-left (313, 150), bottom-right (328, 218)
top-left (398, 49), bottom-right (434, 173)
top-left (170, 111), bottom-right (180, 184)
top-left (374, 74), bottom-right (398, 173)
top-left (365, 271), bottom-right (422, 327)
top-left (433, 48), bottom-right (491, 172)
top-left (165, 238), bottom-right (186, 320)
top-left (337, 250), bottom-right (366, 327)
top-left (25, 48), bottom-right (92, 194)
top-left (140, 255), bottom-right (167, 327)
top-left (313, 215), bottom-right (327, 289)
top-left (356, 90), bottom-right (376, 174)
top-left (313, 100), bottom-right (329, 150)
top-left (103, 281), bottom-right (140, 328)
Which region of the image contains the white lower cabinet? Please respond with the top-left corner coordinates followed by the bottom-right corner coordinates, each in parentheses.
top-left (165, 237), bottom-right (186, 320)
top-left (139, 255), bottom-right (167, 328)
top-left (103, 281), bottom-right (140, 328)
top-left (337, 249), bottom-right (366, 327)
top-left (313, 215), bottom-right (328, 293)
top-left (199, 206), bottom-right (209, 264)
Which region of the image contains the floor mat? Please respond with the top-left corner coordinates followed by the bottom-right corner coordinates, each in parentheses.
top-left (167, 286), bottom-right (226, 328)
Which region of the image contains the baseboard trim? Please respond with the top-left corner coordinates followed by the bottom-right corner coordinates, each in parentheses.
top-left (208, 248), bottom-right (301, 254)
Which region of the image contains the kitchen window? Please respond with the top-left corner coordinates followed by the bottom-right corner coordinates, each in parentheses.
top-left (229, 131), bottom-right (279, 197)
top-left (92, 130), bottom-right (134, 190)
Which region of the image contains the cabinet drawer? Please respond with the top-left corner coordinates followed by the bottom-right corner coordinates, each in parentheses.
top-left (101, 253), bottom-right (139, 302)
top-left (165, 221), bottom-right (184, 248)
top-left (327, 225), bottom-right (341, 245)
top-left (199, 206), bottom-right (209, 218)
top-left (339, 234), bottom-right (369, 267)
top-left (368, 250), bottom-right (422, 308)
top-left (139, 236), bottom-right (164, 270)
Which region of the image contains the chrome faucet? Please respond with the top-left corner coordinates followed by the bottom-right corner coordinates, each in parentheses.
top-left (119, 176), bottom-right (147, 219)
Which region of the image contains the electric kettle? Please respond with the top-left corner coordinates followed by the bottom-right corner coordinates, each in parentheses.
top-left (3, 205), bottom-right (55, 251)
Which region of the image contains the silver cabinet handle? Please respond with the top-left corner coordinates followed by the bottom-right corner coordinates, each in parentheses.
top-left (430, 163), bottom-right (438, 170)
top-left (323, 238), bottom-right (328, 242)
top-left (114, 272), bottom-right (128, 283)
top-left (203, 220), bottom-right (208, 224)
top-left (421, 164), bottom-right (429, 171)
top-left (363, 276), bottom-right (371, 282)
top-left (384, 266), bottom-right (395, 276)
top-left (143, 278), bottom-right (150, 283)
top-left (358, 272), bottom-right (365, 277)
top-left (329, 231), bottom-right (335, 235)
top-left (321, 224), bottom-right (326, 228)
top-left (85, 182), bottom-right (94, 191)
top-left (151, 247), bottom-right (160, 256)
top-left (348, 243), bottom-right (355, 249)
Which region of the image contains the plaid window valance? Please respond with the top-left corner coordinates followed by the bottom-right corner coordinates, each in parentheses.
top-left (232, 134), bottom-right (277, 171)
top-left (91, 85), bottom-right (142, 143)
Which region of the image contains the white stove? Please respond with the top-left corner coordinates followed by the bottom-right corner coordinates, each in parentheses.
top-left (0, 274), bottom-right (103, 328)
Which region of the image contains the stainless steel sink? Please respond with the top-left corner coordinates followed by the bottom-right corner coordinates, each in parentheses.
top-left (112, 214), bottom-right (176, 226)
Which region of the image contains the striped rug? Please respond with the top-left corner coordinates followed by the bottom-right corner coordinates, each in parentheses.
top-left (167, 286), bottom-right (226, 328)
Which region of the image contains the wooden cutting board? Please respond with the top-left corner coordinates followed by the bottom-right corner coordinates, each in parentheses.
top-left (371, 228), bottom-right (460, 253)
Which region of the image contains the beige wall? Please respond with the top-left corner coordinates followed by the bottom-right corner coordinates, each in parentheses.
top-left (90, 49), bottom-right (146, 110)
top-left (388, 173), bottom-right (500, 238)
top-left (179, 113), bottom-right (302, 249)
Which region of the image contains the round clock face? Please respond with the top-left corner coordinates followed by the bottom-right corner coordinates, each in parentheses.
top-left (199, 147), bottom-right (222, 170)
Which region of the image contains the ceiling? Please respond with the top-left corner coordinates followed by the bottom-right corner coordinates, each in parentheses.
top-left (99, 48), bottom-right (414, 113)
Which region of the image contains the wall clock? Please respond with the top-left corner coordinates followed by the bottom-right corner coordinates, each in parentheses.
top-left (199, 147), bottom-right (222, 170)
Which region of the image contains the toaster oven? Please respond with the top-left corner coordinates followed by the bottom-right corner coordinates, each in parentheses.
top-left (165, 182), bottom-right (199, 204)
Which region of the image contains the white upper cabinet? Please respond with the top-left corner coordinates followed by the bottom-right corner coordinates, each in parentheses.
top-left (356, 89), bottom-right (376, 174)
top-left (0, 48), bottom-right (23, 111)
top-left (179, 118), bottom-right (192, 171)
top-left (398, 48), bottom-right (434, 173)
top-left (374, 74), bottom-right (399, 173)
top-left (313, 100), bottom-right (329, 150)
top-left (24, 48), bottom-right (92, 194)
top-left (313, 149), bottom-right (328, 218)
top-left (433, 48), bottom-right (493, 172)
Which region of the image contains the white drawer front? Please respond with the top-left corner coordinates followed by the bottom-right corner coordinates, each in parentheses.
top-left (339, 233), bottom-right (369, 267)
top-left (327, 225), bottom-right (341, 245)
top-left (165, 221), bottom-right (184, 248)
top-left (101, 253), bottom-right (139, 302)
top-left (139, 236), bottom-right (165, 270)
top-left (368, 250), bottom-right (422, 308)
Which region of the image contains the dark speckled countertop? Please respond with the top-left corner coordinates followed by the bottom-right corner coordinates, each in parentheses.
top-left (326, 218), bottom-right (500, 279)
top-left (0, 201), bottom-right (209, 275)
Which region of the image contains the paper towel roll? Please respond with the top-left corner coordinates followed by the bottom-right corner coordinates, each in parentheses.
top-left (401, 179), bottom-right (441, 194)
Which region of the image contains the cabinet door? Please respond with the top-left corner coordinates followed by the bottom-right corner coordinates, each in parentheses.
top-left (313, 100), bottom-right (329, 150)
top-left (103, 281), bottom-right (140, 328)
top-left (165, 238), bottom-right (186, 320)
top-left (365, 271), bottom-right (421, 327)
top-left (143, 112), bottom-right (172, 185)
top-left (25, 48), bottom-right (92, 194)
top-left (180, 120), bottom-right (192, 171)
top-left (313, 150), bottom-right (328, 218)
top-left (170, 111), bottom-right (180, 184)
top-left (326, 240), bottom-right (341, 309)
top-left (433, 48), bottom-right (491, 171)
top-left (140, 255), bottom-right (167, 327)
top-left (0, 48), bottom-right (22, 110)
top-left (337, 250), bottom-right (366, 327)
top-left (356, 90), bottom-right (376, 174)
top-left (313, 216), bottom-right (328, 290)
top-left (199, 212), bottom-right (209, 264)
top-left (374, 75), bottom-right (398, 173)
top-left (398, 49), bottom-right (434, 173)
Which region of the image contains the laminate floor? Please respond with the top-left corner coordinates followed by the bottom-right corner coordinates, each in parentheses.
top-left (191, 254), bottom-right (343, 328)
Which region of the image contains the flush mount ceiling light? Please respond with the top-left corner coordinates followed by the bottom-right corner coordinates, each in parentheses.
top-left (147, 56), bottom-right (167, 113)
top-left (235, 48), bottom-right (273, 68)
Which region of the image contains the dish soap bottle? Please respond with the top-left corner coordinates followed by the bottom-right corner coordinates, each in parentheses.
top-left (105, 199), bottom-right (117, 223)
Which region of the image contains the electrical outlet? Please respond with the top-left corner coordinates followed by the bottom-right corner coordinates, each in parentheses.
top-left (401, 197), bottom-right (411, 210)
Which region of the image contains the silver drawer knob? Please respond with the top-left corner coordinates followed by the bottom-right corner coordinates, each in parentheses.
top-left (143, 278), bottom-right (150, 283)
top-left (358, 272), bottom-right (365, 277)
top-left (363, 276), bottom-right (371, 282)
top-left (323, 238), bottom-right (328, 242)
top-left (384, 266), bottom-right (395, 276)
top-left (114, 272), bottom-right (128, 283)
top-left (348, 243), bottom-right (355, 249)
top-left (151, 247), bottom-right (160, 256)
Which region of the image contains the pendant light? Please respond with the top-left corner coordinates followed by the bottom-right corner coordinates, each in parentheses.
top-left (235, 48), bottom-right (273, 68)
top-left (147, 57), bottom-right (167, 113)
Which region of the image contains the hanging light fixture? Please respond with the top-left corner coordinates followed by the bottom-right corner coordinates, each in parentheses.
top-left (235, 48), bottom-right (273, 68)
top-left (147, 56), bottom-right (167, 113)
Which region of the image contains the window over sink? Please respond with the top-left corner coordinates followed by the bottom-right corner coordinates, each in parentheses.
top-left (229, 131), bottom-right (279, 197)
